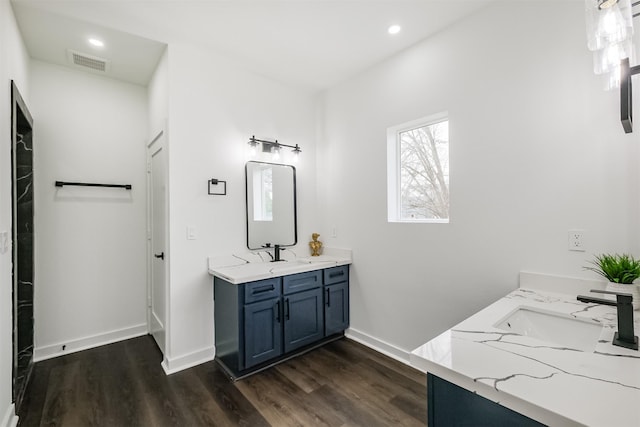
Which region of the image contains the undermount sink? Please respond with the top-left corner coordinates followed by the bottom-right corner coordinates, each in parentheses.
top-left (494, 306), bottom-right (603, 352)
top-left (268, 259), bottom-right (311, 271)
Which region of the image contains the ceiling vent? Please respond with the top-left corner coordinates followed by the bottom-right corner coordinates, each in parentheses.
top-left (66, 49), bottom-right (111, 73)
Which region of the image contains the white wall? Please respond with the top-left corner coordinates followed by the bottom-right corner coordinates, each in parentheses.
top-left (30, 61), bottom-right (149, 360)
top-left (0, 1), bottom-right (30, 424)
top-left (148, 48), bottom-right (168, 137)
top-left (161, 43), bottom-right (319, 371)
top-left (319, 1), bottom-right (640, 355)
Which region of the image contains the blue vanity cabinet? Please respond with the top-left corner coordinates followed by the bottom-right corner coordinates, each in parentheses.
top-left (283, 271), bottom-right (324, 353)
top-left (427, 373), bottom-right (546, 426)
top-left (323, 265), bottom-right (350, 336)
top-left (214, 265), bottom-right (349, 380)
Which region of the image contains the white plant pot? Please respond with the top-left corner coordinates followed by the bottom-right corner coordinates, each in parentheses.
top-left (605, 282), bottom-right (640, 310)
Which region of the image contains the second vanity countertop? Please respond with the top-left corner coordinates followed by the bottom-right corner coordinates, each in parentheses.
top-left (208, 247), bottom-right (352, 284)
top-left (411, 274), bottom-right (640, 427)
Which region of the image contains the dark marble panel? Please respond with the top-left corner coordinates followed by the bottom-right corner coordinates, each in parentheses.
top-left (15, 130), bottom-right (32, 168)
top-left (15, 171), bottom-right (33, 205)
top-left (12, 82), bottom-right (34, 411)
top-left (17, 305), bottom-right (33, 347)
top-left (16, 201), bottom-right (33, 234)
top-left (17, 279), bottom-right (33, 305)
top-left (16, 233), bottom-right (33, 282)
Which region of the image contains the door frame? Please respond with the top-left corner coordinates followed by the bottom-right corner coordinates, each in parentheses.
top-left (146, 127), bottom-right (169, 357)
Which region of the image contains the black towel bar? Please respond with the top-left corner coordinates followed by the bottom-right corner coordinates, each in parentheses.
top-left (55, 181), bottom-right (132, 190)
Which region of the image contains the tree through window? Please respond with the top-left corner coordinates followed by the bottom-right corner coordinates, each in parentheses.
top-left (387, 114), bottom-right (449, 223)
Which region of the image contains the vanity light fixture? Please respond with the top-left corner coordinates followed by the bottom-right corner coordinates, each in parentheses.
top-left (585, 0), bottom-right (640, 132)
top-left (620, 57), bottom-right (640, 132)
top-left (247, 135), bottom-right (301, 161)
top-left (585, 0), bottom-right (634, 90)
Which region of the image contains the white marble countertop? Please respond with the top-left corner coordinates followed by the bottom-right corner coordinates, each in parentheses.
top-left (208, 247), bottom-right (352, 284)
top-left (411, 273), bottom-right (640, 427)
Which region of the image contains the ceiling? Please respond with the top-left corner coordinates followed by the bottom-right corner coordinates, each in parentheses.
top-left (11, 0), bottom-right (494, 91)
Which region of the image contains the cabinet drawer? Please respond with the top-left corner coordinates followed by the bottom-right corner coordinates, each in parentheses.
top-left (283, 270), bottom-right (322, 295)
top-left (323, 265), bottom-right (349, 285)
top-left (244, 278), bottom-right (281, 303)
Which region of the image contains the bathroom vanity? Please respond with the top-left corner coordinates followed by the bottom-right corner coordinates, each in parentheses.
top-left (411, 272), bottom-right (640, 427)
top-left (209, 252), bottom-right (351, 380)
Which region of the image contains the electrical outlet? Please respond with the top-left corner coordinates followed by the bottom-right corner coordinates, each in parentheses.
top-left (568, 229), bottom-right (585, 252)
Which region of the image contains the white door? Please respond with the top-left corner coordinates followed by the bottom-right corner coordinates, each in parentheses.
top-left (148, 131), bottom-right (167, 353)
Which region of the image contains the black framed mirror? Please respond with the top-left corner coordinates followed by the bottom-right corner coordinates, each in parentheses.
top-left (245, 161), bottom-right (297, 250)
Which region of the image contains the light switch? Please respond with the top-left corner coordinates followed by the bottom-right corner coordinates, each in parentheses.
top-left (187, 226), bottom-right (197, 240)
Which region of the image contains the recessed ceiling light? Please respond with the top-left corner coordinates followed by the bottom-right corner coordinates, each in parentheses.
top-left (388, 25), bottom-right (401, 35)
top-left (88, 38), bottom-right (104, 48)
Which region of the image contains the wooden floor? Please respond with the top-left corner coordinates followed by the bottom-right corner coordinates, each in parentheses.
top-left (17, 335), bottom-right (427, 426)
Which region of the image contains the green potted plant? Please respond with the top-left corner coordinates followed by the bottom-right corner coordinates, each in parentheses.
top-left (584, 253), bottom-right (640, 309)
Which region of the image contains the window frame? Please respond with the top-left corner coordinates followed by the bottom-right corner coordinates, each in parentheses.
top-left (387, 111), bottom-right (450, 224)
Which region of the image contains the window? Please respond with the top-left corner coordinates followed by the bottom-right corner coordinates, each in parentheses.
top-left (387, 113), bottom-right (449, 223)
top-left (252, 166), bottom-right (273, 221)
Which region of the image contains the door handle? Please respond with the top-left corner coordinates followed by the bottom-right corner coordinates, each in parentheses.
top-left (285, 298), bottom-right (290, 320)
top-left (276, 300), bottom-right (281, 323)
top-left (326, 288), bottom-right (330, 307)
top-left (154, 252), bottom-right (164, 260)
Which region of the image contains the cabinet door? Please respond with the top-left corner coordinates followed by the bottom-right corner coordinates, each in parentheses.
top-left (283, 288), bottom-right (324, 353)
top-left (244, 297), bottom-right (282, 369)
top-left (325, 282), bottom-right (349, 336)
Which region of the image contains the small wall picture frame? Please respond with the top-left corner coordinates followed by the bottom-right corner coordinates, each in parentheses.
top-left (208, 178), bottom-right (227, 196)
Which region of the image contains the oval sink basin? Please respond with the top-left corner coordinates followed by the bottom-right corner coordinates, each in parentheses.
top-left (494, 307), bottom-right (603, 352)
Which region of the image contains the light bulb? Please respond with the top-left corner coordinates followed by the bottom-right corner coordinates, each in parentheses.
top-left (604, 66), bottom-right (622, 90)
top-left (271, 145), bottom-right (281, 161)
top-left (586, 0), bottom-right (633, 51)
top-left (291, 146), bottom-right (301, 163)
top-left (247, 138), bottom-right (259, 157)
top-left (596, 7), bottom-right (627, 45)
top-left (593, 40), bottom-right (631, 74)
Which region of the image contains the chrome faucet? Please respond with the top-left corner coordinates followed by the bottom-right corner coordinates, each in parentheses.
top-left (577, 289), bottom-right (638, 350)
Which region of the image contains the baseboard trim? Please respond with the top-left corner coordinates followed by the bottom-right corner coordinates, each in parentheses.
top-left (161, 346), bottom-right (215, 375)
top-left (1, 403), bottom-right (18, 427)
top-left (34, 323), bottom-right (148, 362)
top-left (345, 328), bottom-right (412, 367)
